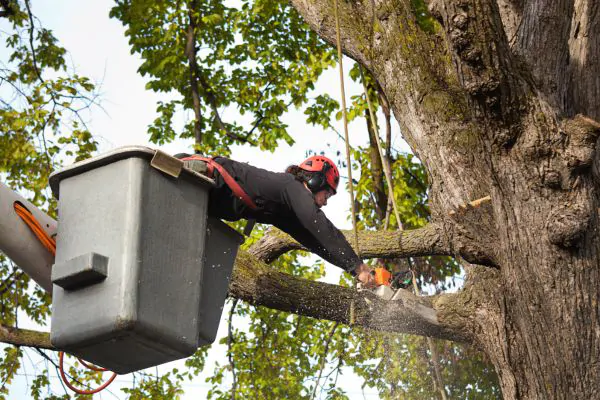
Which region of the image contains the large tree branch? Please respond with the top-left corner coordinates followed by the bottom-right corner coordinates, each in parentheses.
top-left (0, 324), bottom-right (52, 350)
top-left (228, 251), bottom-right (472, 343)
top-left (248, 224), bottom-right (450, 263)
top-left (1, 247), bottom-right (473, 349)
top-left (248, 221), bottom-right (496, 266)
top-left (1, 255), bottom-right (474, 351)
top-left (1, 204), bottom-right (488, 350)
top-left (2, 221), bottom-right (479, 349)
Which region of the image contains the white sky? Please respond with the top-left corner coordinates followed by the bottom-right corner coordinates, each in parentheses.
top-left (5, 1), bottom-right (412, 398)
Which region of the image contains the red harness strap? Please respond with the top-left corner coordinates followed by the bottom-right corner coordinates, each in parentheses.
top-left (181, 156), bottom-right (258, 211)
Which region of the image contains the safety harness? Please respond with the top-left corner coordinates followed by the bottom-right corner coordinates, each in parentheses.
top-left (181, 155), bottom-right (258, 211)
top-left (181, 155), bottom-right (257, 236)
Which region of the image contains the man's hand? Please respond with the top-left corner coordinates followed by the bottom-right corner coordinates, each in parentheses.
top-left (354, 263), bottom-right (376, 289)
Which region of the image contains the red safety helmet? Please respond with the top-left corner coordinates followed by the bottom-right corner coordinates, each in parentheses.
top-left (299, 155), bottom-right (340, 194)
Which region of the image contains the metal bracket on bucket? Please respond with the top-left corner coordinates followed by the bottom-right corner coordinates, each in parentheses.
top-left (150, 150), bottom-right (184, 178)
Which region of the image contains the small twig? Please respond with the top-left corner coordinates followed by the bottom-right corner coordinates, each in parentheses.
top-left (401, 165), bottom-right (428, 193)
top-left (0, 347), bottom-right (19, 392)
top-left (245, 82), bottom-right (273, 138)
top-left (192, 62), bottom-right (258, 146)
top-left (311, 322), bottom-right (339, 400)
top-left (24, 0), bottom-right (43, 84)
top-left (332, 355), bottom-right (343, 387)
top-left (0, 270), bottom-right (23, 297)
top-left (245, 94), bottom-right (294, 144)
top-left (245, 114), bottom-right (265, 138)
top-left (36, 102), bottom-right (56, 171)
top-left (44, 353), bottom-right (51, 397)
top-left (33, 349), bottom-right (68, 394)
top-left (1, 75), bottom-right (35, 103)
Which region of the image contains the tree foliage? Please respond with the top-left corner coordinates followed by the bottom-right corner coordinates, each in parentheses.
top-left (0, 0), bottom-right (97, 204)
top-left (110, 0), bottom-right (337, 155)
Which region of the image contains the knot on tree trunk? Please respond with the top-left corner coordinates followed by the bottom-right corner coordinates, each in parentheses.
top-left (562, 114), bottom-right (600, 175)
top-left (542, 168), bottom-right (562, 189)
top-left (545, 202), bottom-right (592, 248)
top-left (448, 13), bottom-right (482, 68)
top-left (446, 200), bottom-right (498, 267)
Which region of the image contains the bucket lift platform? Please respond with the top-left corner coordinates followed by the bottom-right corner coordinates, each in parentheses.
top-left (48, 146), bottom-right (243, 374)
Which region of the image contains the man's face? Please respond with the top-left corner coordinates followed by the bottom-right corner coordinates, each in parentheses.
top-left (314, 187), bottom-right (334, 208)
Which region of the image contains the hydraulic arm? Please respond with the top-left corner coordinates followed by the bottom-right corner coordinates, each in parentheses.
top-left (0, 181), bottom-right (55, 292)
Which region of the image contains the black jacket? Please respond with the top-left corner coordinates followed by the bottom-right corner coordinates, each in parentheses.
top-left (208, 157), bottom-right (362, 274)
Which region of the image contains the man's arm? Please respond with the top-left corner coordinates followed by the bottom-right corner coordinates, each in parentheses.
top-left (278, 182), bottom-right (363, 274)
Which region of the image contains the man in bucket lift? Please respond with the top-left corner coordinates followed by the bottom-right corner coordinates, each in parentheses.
top-left (175, 153), bottom-right (376, 288)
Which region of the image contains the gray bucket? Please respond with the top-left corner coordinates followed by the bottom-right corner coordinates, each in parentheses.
top-left (49, 146), bottom-right (243, 374)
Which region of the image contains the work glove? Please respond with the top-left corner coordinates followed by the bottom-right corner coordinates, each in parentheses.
top-left (354, 263), bottom-right (376, 289)
top-left (183, 159), bottom-right (209, 175)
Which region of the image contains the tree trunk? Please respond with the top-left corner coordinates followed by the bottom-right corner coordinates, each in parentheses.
top-left (288, 0), bottom-right (600, 398)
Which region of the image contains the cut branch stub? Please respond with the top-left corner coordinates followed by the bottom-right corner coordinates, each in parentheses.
top-left (546, 202), bottom-right (592, 248)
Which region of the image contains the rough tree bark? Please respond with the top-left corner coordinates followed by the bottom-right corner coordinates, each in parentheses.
top-left (283, 0), bottom-right (600, 398)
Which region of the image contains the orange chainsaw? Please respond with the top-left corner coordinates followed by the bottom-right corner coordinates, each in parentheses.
top-left (369, 267), bottom-right (412, 300)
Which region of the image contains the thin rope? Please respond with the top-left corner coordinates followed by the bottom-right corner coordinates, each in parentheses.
top-left (333, 0), bottom-right (359, 251)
